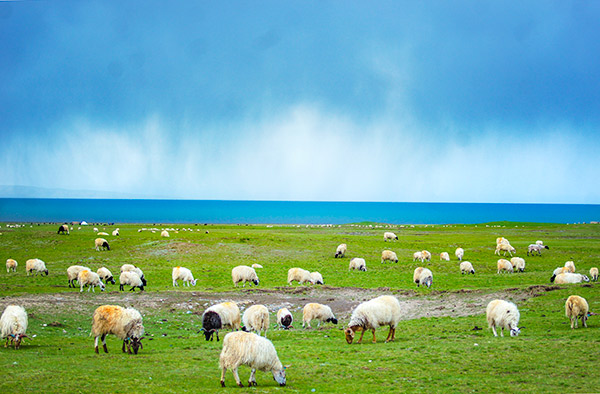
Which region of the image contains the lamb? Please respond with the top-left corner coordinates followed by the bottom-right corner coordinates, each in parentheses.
top-left (242, 305), bottom-right (270, 337)
top-left (344, 295), bottom-right (402, 344)
top-left (302, 303), bottom-right (337, 328)
top-left (440, 252), bottom-right (450, 261)
top-left (590, 267), bottom-right (599, 281)
top-left (0, 305), bottom-right (28, 349)
top-left (67, 265), bottom-right (91, 288)
top-left (486, 299), bottom-right (521, 337)
top-left (383, 232), bottom-right (398, 241)
top-left (78, 270), bottom-right (106, 292)
top-left (95, 238), bottom-right (110, 251)
top-left (510, 257), bottom-right (526, 272)
top-left (349, 257), bottom-right (367, 271)
top-left (413, 251), bottom-right (423, 261)
top-left (564, 261), bottom-right (576, 273)
top-left (251, 263), bottom-right (263, 269)
top-left (219, 331), bottom-right (287, 387)
top-left (6, 258), bottom-right (17, 273)
top-left (334, 243), bottom-right (347, 258)
top-left (276, 308), bottom-right (293, 330)
top-left (565, 295), bottom-right (589, 329)
top-left (497, 259), bottom-right (513, 274)
top-left (554, 273), bottom-right (590, 284)
top-left (90, 305), bottom-right (145, 354)
top-left (112, 229), bottom-right (119, 236)
top-left (97, 267), bottom-right (116, 284)
top-left (381, 250), bottom-right (398, 263)
top-left (232, 265), bottom-right (259, 287)
top-left (202, 302), bottom-right (241, 341)
top-left (310, 271), bottom-right (324, 285)
top-left (119, 271), bottom-right (145, 291)
top-left (413, 267), bottom-right (433, 288)
top-left (460, 261), bottom-right (475, 274)
top-left (495, 242), bottom-right (516, 256)
top-left (172, 266), bottom-right (197, 287)
top-left (25, 258), bottom-right (48, 276)
top-left (287, 268), bottom-right (315, 286)
top-left (57, 224), bottom-right (69, 235)
top-left (455, 247), bottom-right (464, 261)
top-left (120, 264), bottom-right (146, 284)
top-left (161, 230), bottom-right (169, 237)
top-left (527, 243), bottom-right (549, 256)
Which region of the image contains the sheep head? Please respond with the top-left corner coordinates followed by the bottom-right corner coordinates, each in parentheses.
top-left (131, 337), bottom-right (144, 354)
top-left (509, 327), bottom-right (520, 337)
top-left (344, 327), bottom-right (356, 344)
top-left (272, 368), bottom-right (287, 386)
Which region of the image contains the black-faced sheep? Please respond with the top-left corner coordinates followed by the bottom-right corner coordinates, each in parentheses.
top-left (287, 268), bottom-right (314, 286)
top-left (413, 267), bottom-right (433, 288)
top-left (26, 258), bottom-right (48, 276)
top-left (97, 267), bottom-right (116, 284)
top-left (455, 247), bottom-right (464, 261)
top-left (527, 243), bottom-right (549, 256)
top-left (95, 238), bottom-right (110, 251)
top-left (276, 308), bottom-right (293, 330)
top-left (460, 261), bottom-right (475, 274)
top-left (57, 224), bottom-right (69, 235)
top-left (310, 271), bottom-right (323, 285)
top-left (565, 295), bottom-right (590, 329)
top-left (302, 303), bottom-right (337, 328)
top-left (344, 295), bottom-right (402, 344)
top-left (554, 273), bottom-right (590, 284)
top-left (172, 266), bottom-right (197, 287)
top-left (334, 243), bottom-right (347, 258)
top-left (67, 265), bottom-right (91, 288)
top-left (120, 264), bottom-right (146, 286)
top-left (202, 302), bottom-right (241, 341)
top-left (497, 259), bottom-right (513, 274)
top-left (381, 250), bottom-right (398, 263)
top-left (231, 266), bottom-right (259, 287)
top-left (6, 259), bottom-right (17, 273)
top-left (486, 299), bottom-right (520, 337)
top-left (90, 305), bottom-right (145, 354)
top-left (590, 267), bottom-right (598, 282)
top-left (119, 271), bottom-right (145, 291)
top-left (202, 311), bottom-right (222, 341)
top-left (349, 257), bottom-right (367, 271)
top-left (510, 257), bottom-right (526, 272)
top-left (383, 232), bottom-right (398, 241)
top-left (0, 305), bottom-right (28, 349)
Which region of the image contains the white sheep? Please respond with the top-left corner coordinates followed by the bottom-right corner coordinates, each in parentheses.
top-left (486, 299), bottom-right (521, 337)
top-left (67, 265), bottom-right (91, 288)
top-left (97, 267), bottom-right (116, 284)
top-left (349, 257), bottom-right (367, 271)
top-left (413, 267), bottom-right (433, 288)
top-left (97, 232), bottom-right (109, 236)
top-left (90, 305), bottom-right (145, 354)
top-left (565, 295), bottom-right (589, 329)
top-left (383, 232), bottom-right (398, 241)
top-left (496, 237), bottom-right (509, 246)
top-left (527, 243), bottom-right (549, 256)
top-left (287, 268), bottom-right (314, 286)
top-left (172, 266), bottom-right (197, 287)
top-left (93, 227), bottom-right (99, 232)
top-left (412, 251), bottom-right (423, 261)
top-left (495, 242), bottom-right (516, 256)
top-left (204, 302), bottom-right (241, 335)
top-left (381, 250), bottom-right (398, 263)
top-left (242, 305), bottom-right (270, 337)
top-left (95, 238), bottom-right (110, 251)
top-left (120, 264), bottom-right (146, 282)
top-left (119, 271), bottom-right (145, 291)
top-left (590, 267), bottom-right (598, 282)
top-left (112, 229), bottom-right (120, 236)
top-left (251, 263), bottom-right (263, 269)
top-left (460, 261), bottom-right (475, 274)
top-left (497, 259), bottom-right (513, 274)
top-left (440, 252), bottom-right (450, 261)
top-left (6, 258), bottom-right (17, 273)
top-left (302, 303), bottom-right (338, 328)
top-left (0, 305), bottom-right (28, 349)
top-left (231, 265), bottom-right (259, 287)
top-left (344, 295), bottom-right (402, 344)
top-left (564, 261), bottom-right (576, 273)
top-left (455, 247), bottom-right (464, 261)
top-left (554, 273), bottom-right (590, 284)
top-left (78, 270), bottom-right (105, 292)
top-left (219, 331), bottom-right (287, 387)
top-left (25, 258), bottom-right (48, 276)
top-left (334, 243), bottom-right (347, 258)
top-left (420, 250), bottom-right (431, 262)
top-left (276, 308), bottom-right (293, 329)
top-left (161, 230), bottom-right (169, 237)
top-left (310, 271), bottom-right (324, 285)
top-left (510, 257), bottom-right (526, 273)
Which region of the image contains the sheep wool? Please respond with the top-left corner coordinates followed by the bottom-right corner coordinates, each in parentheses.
top-left (565, 295), bottom-right (589, 329)
top-left (97, 267), bottom-right (116, 284)
top-left (242, 305), bottom-right (270, 337)
top-left (205, 302), bottom-right (241, 332)
top-left (510, 257), bottom-right (526, 273)
top-left (78, 270), bottom-right (105, 293)
top-left (276, 308), bottom-right (293, 329)
top-left (486, 299), bottom-right (520, 337)
top-left (112, 229), bottom-right (120, 236)
top-left (25, 258), bottom-right (48, 276)
top-left (345, 295), bottom-right (402, 344)
top-left (310, 271), bottom-right (324, 285)
top-left (495, 242), bottom-right (516, 256)
top-left (302, 303), bottom-right (337, 329)
top-left (161, 230), bottom-right (169, 237)
top-left (67, 265), bottom-right (91, 288)
top-left (460, 261), bottom-right (475, 274)
top-left (413, 267), bottom-right (433, 288)
top-left (383, 232), bottom-right (398, 241)
top-left (172, 266), bottom-right (197, 287)
top-left (231, 266), bottom-right (259, 287)
top-left (0, 305), bottom-right (28, 349)
top-left (119, 271), bottom-right (145, 291)
top-left (590, 267), bottom-right (598, 282)
top-left (90, 305), bottom-right (144, 354)
top-left (455, 248), bottom-right (464, 261)
top-left (6, 258), bottom-right (17, 273)
top-left (564, 261), bottom-right (576, 273)
top-left (497, 259), bottom-right (513, 274)
top-left (287, 268), bottom-right (314, 286)
top-left (381, 250), bottom-right (398, 263)
top-left (94, 238), bottom-right (110, 251)
top-left (440, 252), bottom-right (450, 261)
top-left (335, 243), bottom-right (347, 258)
top-left (349, 257), bottom-right (367, 271)
top-left (554, 273), bottom-right (590, 284)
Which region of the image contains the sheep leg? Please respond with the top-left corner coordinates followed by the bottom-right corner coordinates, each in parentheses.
top-left (220, 368), bottom-right (227, 387)
top-left (173, 280), bottom-right (177, 287)
top-left (248, 368), bottom-right (257, 386)
top-left (583, 315), bottom-right (587, 328)
top-left (119, 284), bottom-right (124, 291)
top-left (101, 334), bottom-right (108, 353)
top-left (385, 326), bottom-right (393, 342)
top-left (122, 340), bottom-right (127, 353)
top-left (232, 368), bottom-right (243, 387)
top-left (491, 326), bottom-right (498, 337)
top-left (371, 329), bottom-right (377, 343)
top-left (357, 329), bottom-right (366, 344)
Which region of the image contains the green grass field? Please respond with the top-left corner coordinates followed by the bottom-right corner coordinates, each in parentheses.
top-left (0, 221), bottom-right (599, 393)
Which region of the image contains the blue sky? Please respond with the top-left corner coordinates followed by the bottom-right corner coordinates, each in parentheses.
top-left (1, 1), bottom-right (599, 203)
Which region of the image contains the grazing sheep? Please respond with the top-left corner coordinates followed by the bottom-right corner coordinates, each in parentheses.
top-left (590, 267), bottom-right (598, 282)
top-left (495, 242), bottom-right (516, 256)
top-left (242, 305), bottom-right (270, 337)
top-left (67, 265), bottom-right (91, 288)
top-left (344, 295), bottom-right (402, 344)
top-left (276, 308), bottom-right (293, 330)
top-left (412, 251), bottom-right (423, 261)
top-left (95, 238), bottom-right (110, 251)
top-left (78, 270), bottom-right (105, 292)
top-left (287, 268), bottom-right (315, 286)
top-left (120, 264), bottom-right (146, 285)
top-left (565, 295), bottom-right (589, 329)
top-left (554, 273), bottom-right (590, 284)
top-left (564, 261), bottom-right (576, 273)
top-left (497, 259), bottom-right (513, 274)
top-left (161, 230), bottom-right (169, 237)
top-left (334, 243), bottom-right (347, 258)
top-left (97, 267), bottom-right (116, 285)
top-left (93, 227), bottom-right (99, 232)
top-left (203, 302), bottom-right (241, 341)
top-left (383, 232), bottom-right (398, 241)
top-left (251, 263), bottom-right (263, 269)
top-left (172, 266), bottom-right (197, 287)
top-left (440, 252), bottom-right (450, 261)
top-left (302, 303), bottom-right (337, 328)
top-left (310, 271), bottom-right (324, 285)
top-left (527, 243), bottom-right (549, 256)
top-left (231, 265), bottom-right (259, 287)
top-left (381, 250), bottom-right (398, 263)
top-left (219, 331), bottom-right (287, 387)
top-left (349, 257), bottom-right (367, 271)
top-left (413, 267), bottom-right (433, 288)
top-left (90, 305), bottom-right (144, 354)
top-left (460, 261), bottom-right (475, 274)
top-left (455, 247), bottom-right (464, 261)
top-left (0, 305), bottom-right (28, 349)
top-left (6, 259), bottom-right (17, 273)
top-left (420, 250), bottom-right (432, 262)
top-left (25, 258), bottom-right (48, 276)
top-left (119, 271), bottom-right (145, 291)
top-left (486, 299), bottom-right (521, 337)
top-left (112, 229), bottom-right (119, 236)
top-left (57, 224), bottom-right (69, 235)
top-left (510, 257), bottom-right (526, 273)
top-left (202, 311), bottom-right (223, 341)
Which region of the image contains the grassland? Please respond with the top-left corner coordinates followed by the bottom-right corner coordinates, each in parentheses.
top-left (0, 221), bottom-right (599, 393)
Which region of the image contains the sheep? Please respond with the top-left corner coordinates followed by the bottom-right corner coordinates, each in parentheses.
top-left (413, 267), bottom-right (433, 288)
top-left (564, 261), bottom-right (576, 273)
top-left (97, 267), bottom-right (116, 285)
top-left (344, 295), bottom-right (402, 344)
top-left (119, 271), bottom-right (145, 291)
top-left (420, 250), bottom-right (432, 262)
top-left (413, 251), bottom-right (423, 261)
top-left (455, 247), bottom-right (464, 261)
top-left (527, 243), bottom-right (549, 256)
top-left (495, 242), bottom-right (516, 256)
top-left (219, 331), bottom-right (287, 387)
top-left (67, 265), bottom-right (91, 288)
top-left (78, 270), bottom-right (106, 292)
top-left (496, 237), bottom-right (509, 246)
top-left (25, 258), bottom-right (48, 276)
top-left (57, 224), bottom-right (69, 235)
top-left (242, 305), bottom-right (270, 337)
top-left (302, 303), bottom-right (337, 328)
top-left (381, 250), bottom-right (398, 263)
top-left (161, 230), bottom-right (169, 237)
top-left (112, 229), bottom-right (119, 236)
top-left (460, 261), bottom-right (475, 274)
top-left (486, 299), bottom-right (520, 337)
top-left (120, 264), bottom-right (146, 285)
top-left (349, 257), bottom-right (367, 271)
top-left (287, 267), bottom-right (315, 286)
top-left (172, 266), bottom-right (197, 287)
top-left (310, 271), bottom-right (324, 285)
top-left (565, 295), bottom-right (589, 329)
top-left (440, 252), bottom-right (450, 261)
top-left (231, 265), bottom-right (259, 287)
top-left (510, 257), bottom-right (526, 273)
top-left (334, 243), bottom-right (347, 258)
top-left (251, 263), bottom-right (263, 269)
top-left (0, 305), bottom-right (28, 349)
top-left (95, 238), bottom-right (110, 251)
top-left (97, 232), bottom-right (109, 236)
top-left (590, 267), bottom-right (598, 282)
top-left (202, 302), bottom-right (241, 341)
top-left (93, 227), bottom-right (99, 232)
top-left (6, 258), bottom-right (17, 273)
top-left (554, 273), bottom-right (590, 284)
top-left (276, 308), bottom-right (293, 330)
top-left (497, 259), bottom-right (513, 274)
top-left (90, 305), bottom-right (145, 354)
top-left (383, 232), bottom-right (398, 241)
